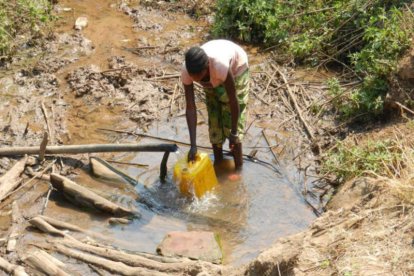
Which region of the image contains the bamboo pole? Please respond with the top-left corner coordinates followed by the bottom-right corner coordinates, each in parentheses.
top-left (0, 143), bottom-right (178, 156)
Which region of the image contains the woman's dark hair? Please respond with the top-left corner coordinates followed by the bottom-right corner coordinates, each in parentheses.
top-left (185, 47), bottom-right (208, 74)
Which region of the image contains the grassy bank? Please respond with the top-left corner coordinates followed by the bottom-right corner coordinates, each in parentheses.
top-left (213, 0), bottom-right (414, 120)
top-left (0, 0), bottom-right (53, 57)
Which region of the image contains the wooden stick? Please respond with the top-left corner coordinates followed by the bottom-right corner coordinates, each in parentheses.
top-left (23, 249), bottom-right (70, 276)
top-left (144, 74), bottom-right (180, 81)
top-left (273, 66), bottom-right (315, 140)
top-left (39, 132), bottom-right (49, 162)
top-left (53, 243), bottom-right (169, 276)
top-left (7, 201), bottom-right (21, 253)
top-left (262, 130), bottom-right (280, 165)
top-left (0, 156), bottom-right (27, 201)
top-left (97, 128), bottom-right (277, 149)
top-left (29, 217), bottom-right (68, 238)
top-left (36, 215), bottom-right (152, 250)
top-left (105, 160), bottom-right (149, 167)
top-left (1, 161), bottom-right (55, 204)
top-left (41, 101), bottom-right (52, 140)
top-left (0, 256), bottom-right (28, 276)
top-left (50, 173), bottom-right (138, 217)
top-left (40, 185), bottom-right (53, 215)
top-left (395, 101), bottom-right (414, 116)
top-left (57, 238), bottom-right (193, 273)
top-left (0, 143), bottom-right (179, 156)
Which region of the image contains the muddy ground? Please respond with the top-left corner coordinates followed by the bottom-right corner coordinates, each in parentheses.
top-left (0, 0), bottom-right (413, 275)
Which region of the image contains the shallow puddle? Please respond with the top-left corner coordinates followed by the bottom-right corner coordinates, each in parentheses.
top-left (45, 113), bottom-right (315, 265)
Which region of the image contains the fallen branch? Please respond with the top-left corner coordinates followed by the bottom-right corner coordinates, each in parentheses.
top-left (7, 202), bottom-right (22, 253)
top-left (90, 157), bottom-right (139, 186)
top-left (395, 101), bottom-right (414, 116)
top-left (0, 156), bottom-right (28, 201)
top-left (50, 173), bottom-right (138, 217)
top-left (144, 74), bottom-right (180, 81)
top-left (273, 65), bottom-right (315, 141)
top-left (1, 161), bottom-right (55, 204)
top-left (29, 217), bottom-right (67, 238)
top-left (52, 243), bottom-right (169, 276)
top-left (262, 130), bottom-right (280, 165)
top-left (35, 215), bottom-right (129, 246)
top-left (0, 256), bottom-right (28, 276)
top-left (58, 238), bottom-right (194, 273)
top-left (23, 249), bottom-right (70, 276)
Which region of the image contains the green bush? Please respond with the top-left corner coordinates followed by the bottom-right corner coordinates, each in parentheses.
top-left (0, 0), bottom-right (53, 56)
top-left (213, 0), bottom-right (414, 119)
top-left (322, 139), bottom-right (403, 182)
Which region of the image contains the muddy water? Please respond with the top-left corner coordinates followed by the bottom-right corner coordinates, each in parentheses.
top-left (46, 112), bottom-right (315, 265)
top-left (40, 0), bottom-right (316, 267)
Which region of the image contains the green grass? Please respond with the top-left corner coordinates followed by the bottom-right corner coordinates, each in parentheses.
top-left (0, 0), bottom-right (53, 57)
top-left (321, 139), bottom-right (403, 182)
top-left (212, 0), bottom-right (414, 120)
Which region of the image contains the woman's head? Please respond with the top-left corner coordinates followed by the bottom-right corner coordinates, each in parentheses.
top-left (185, 46), bottom-right (209, 81)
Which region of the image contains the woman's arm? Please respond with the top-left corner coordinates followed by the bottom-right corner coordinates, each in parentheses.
top-left (184, 83), bottom-right (198, 160)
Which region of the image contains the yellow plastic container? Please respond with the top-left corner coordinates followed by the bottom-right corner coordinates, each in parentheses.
top-left (173, 152), bottom-right (218, 198)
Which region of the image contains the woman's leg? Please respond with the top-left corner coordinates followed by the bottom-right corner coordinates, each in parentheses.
top-left (212, 143), bottom-right (223, 164)
top-left (232, 143), bottom-right (243, 170)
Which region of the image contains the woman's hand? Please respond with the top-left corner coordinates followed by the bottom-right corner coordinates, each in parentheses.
top-left (188, 145), bottom-right (197, 162)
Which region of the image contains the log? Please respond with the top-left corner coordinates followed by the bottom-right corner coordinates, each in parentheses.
top-left (0, 143), bottom-right (178, 156)
top-left (50, 173), bottom-right (138, 217)
top-left (0, 256), bottom-right (28, 276)
top-left (0, 156), bottom-right (27, 201)
top-left (23, 249), bottom-right (70, 276)
top-left (37, 215), bottom-right (135, 247)
top-left (37, 215), bottom-right (184, 264)
top-left (29, 217), bottom-right (67, 238)
top-left (31, 218), bottom-right (221, 275)
top-left (53, 243), bottom-right (169, 276)
top-left (58, 238), bottom-right (191, 273)
top-left (34, 249), bottom-right (66, 268)
top-left (90, 157), bottom-right (138, 184)
top-left (108, 217), bottom-right (130, 225)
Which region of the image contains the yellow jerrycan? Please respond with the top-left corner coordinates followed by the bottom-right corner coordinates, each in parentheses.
top-left (173, 152), bottom-right (218, 198)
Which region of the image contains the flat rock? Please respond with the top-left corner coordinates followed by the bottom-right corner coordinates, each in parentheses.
top-left (157, 231), bottom-right (222, 264)
top-left (74, 17), bottom-right (88, 30)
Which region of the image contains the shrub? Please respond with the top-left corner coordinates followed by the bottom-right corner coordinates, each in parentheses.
top-left (321, 139), bottom-right (403, 182)
top-left (213, 0), bottom-right (414, 119)
top-left (0, 0), bottom-right (53, 56)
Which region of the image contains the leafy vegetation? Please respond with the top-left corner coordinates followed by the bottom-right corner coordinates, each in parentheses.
top-left (0, 0), bottom-right (53, 57)
top-left (213, 0), bottom-right (414, 119)
top-left (321, 139), bottom-right (403, 182)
